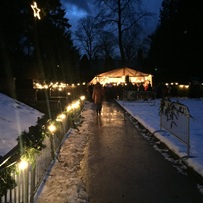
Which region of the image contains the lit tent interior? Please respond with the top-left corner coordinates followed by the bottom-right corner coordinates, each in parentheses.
top-left (89, 67), bottom-right (153, 86)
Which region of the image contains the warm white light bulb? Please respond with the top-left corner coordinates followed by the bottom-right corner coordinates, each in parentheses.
top-left (48, 124), bottom-right (56, 133)
top-left (18, 160), bottom-right (28, 170)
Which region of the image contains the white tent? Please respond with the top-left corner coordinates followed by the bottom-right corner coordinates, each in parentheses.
top-left (89, 67), bottom-right (153, 86)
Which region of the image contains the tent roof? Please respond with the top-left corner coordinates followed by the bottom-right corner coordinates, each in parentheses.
top-left (96, 67), bottom-right (149, 78)
top-left (89, 67), bottom-right (153, 85)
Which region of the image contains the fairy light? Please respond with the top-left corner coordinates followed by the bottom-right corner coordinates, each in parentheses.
top-left (66, 105), bottom-right (72, 112)
top-left (48, 124), bottom-right (56, 133)
top-left (18, 160), bottom-right (29, 170)
top-left (71, 102), bottom-right (77, 109)
top-left (72, 100), bottom-right (80, 109)
top-left (31, 2), bottom-right (41, 20)
top-left (33, 81), bottom-right (87, 89)
top-left (56, 113), bottom-right (66, 122)
top-left (80, 95), bottom-right (85, 101)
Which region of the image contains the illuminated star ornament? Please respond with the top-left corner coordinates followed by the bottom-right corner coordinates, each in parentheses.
top-left (31, 2), bottom-right (41, 20)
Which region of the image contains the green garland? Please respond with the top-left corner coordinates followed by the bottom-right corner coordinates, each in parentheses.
top-left (0, 115), bottom-right (49, 197)
top-left (0, 165), bottom-right (17, 197)
top-left (0, 99), bottom-right (85, 197)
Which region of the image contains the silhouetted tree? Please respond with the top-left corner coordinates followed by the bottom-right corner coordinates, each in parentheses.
top-left (78, 54), bottom-right (92, 82)
top-left (122, 26), bottom-right (142, 67)
top-left (0, 0), bottom-right (80, 85)
top-left (147, 0), bottom-right (203, 83)
top-left (75, 16), bottom-right (101, 61)
top-left (97, 31), bottom-right (117, 60)
top-left (95, 0), bottom-right (152, 65)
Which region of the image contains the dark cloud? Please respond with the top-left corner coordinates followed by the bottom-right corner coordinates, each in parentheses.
top-left (60, 0), bottom-right (96, 30)
top-left (60, 0), bottom-right (94, 14)
top-left (61, 0), bottom-right (163, 33)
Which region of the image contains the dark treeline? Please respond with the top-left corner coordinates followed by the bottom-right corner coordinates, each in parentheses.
top-left (0, 0), bottom-right (80, 88)
top-left (0, 0), bottom-right (203, 96)
top-left (146, 0), bottom-right (203, 84)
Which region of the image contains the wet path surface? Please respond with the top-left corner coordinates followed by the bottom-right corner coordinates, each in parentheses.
top-left (81, 101), bottom-right (203, 203)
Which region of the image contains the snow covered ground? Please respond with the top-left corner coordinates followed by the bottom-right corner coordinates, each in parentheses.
top-left (1, 93), bottom-right (203, 202)
top-left (35, 104), bottom-right (91, 203)
top-left (116, 98), bottom-right (203, 178)
top-left (36, 97), bottom-right (203, 202)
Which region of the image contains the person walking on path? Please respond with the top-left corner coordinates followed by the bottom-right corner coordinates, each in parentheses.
top-left (92, 82), bottom-right (105, 114)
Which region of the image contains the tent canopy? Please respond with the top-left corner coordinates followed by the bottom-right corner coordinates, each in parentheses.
top-left (89, 67), bottom-right (153, 86)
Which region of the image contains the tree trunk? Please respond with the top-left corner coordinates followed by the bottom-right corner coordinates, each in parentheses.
top-left (118, 0), bottom-right (125, 65)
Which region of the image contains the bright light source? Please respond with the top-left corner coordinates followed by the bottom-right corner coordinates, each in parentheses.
top-left (72, 101), bottom-right (80, 109)
top-left (31, 2), bottom-right (41, 20)
top-left (18, 160), bottom-right (28, 170)
top-left (66, 106), bottom-right (72, 112)
top-left (80, 95), bottom-right (85, 101)
top-left (48, 124), bottom-right (56, 133)
top-left (56, 113), bottom-right (66, 122)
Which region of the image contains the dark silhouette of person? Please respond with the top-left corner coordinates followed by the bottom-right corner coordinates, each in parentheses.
top-left (92, 82), bottom-right (105, 114)
top-left (147, 82), bottom-right (152, 91)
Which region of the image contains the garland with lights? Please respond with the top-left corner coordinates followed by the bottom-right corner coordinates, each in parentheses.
top-left (0, 165), bottom-right (17, 197)
top-left (0, 115), bottom-right (48, 197)
top-left (0, 97), bottom-right (85, 198)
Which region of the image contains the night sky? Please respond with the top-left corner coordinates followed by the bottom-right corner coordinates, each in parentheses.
top-left (60, 0), bottom-right (163, 35)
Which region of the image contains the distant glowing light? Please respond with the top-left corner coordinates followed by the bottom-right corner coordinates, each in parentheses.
top-left (71, 100), bottom-right (80, 109)
top-left (80, 95), bottom-right (85, 101)
top-left (31, 2), bottom-right (41, 20)
top-left (179, 85), bottom-right (189, 89)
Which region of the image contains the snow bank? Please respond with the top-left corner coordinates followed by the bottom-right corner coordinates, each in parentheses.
top-left (36, 102), bottom-right (94, 203)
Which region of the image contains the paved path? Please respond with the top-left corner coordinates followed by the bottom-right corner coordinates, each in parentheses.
top-left (81, 101), bottom-right (203, 203)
